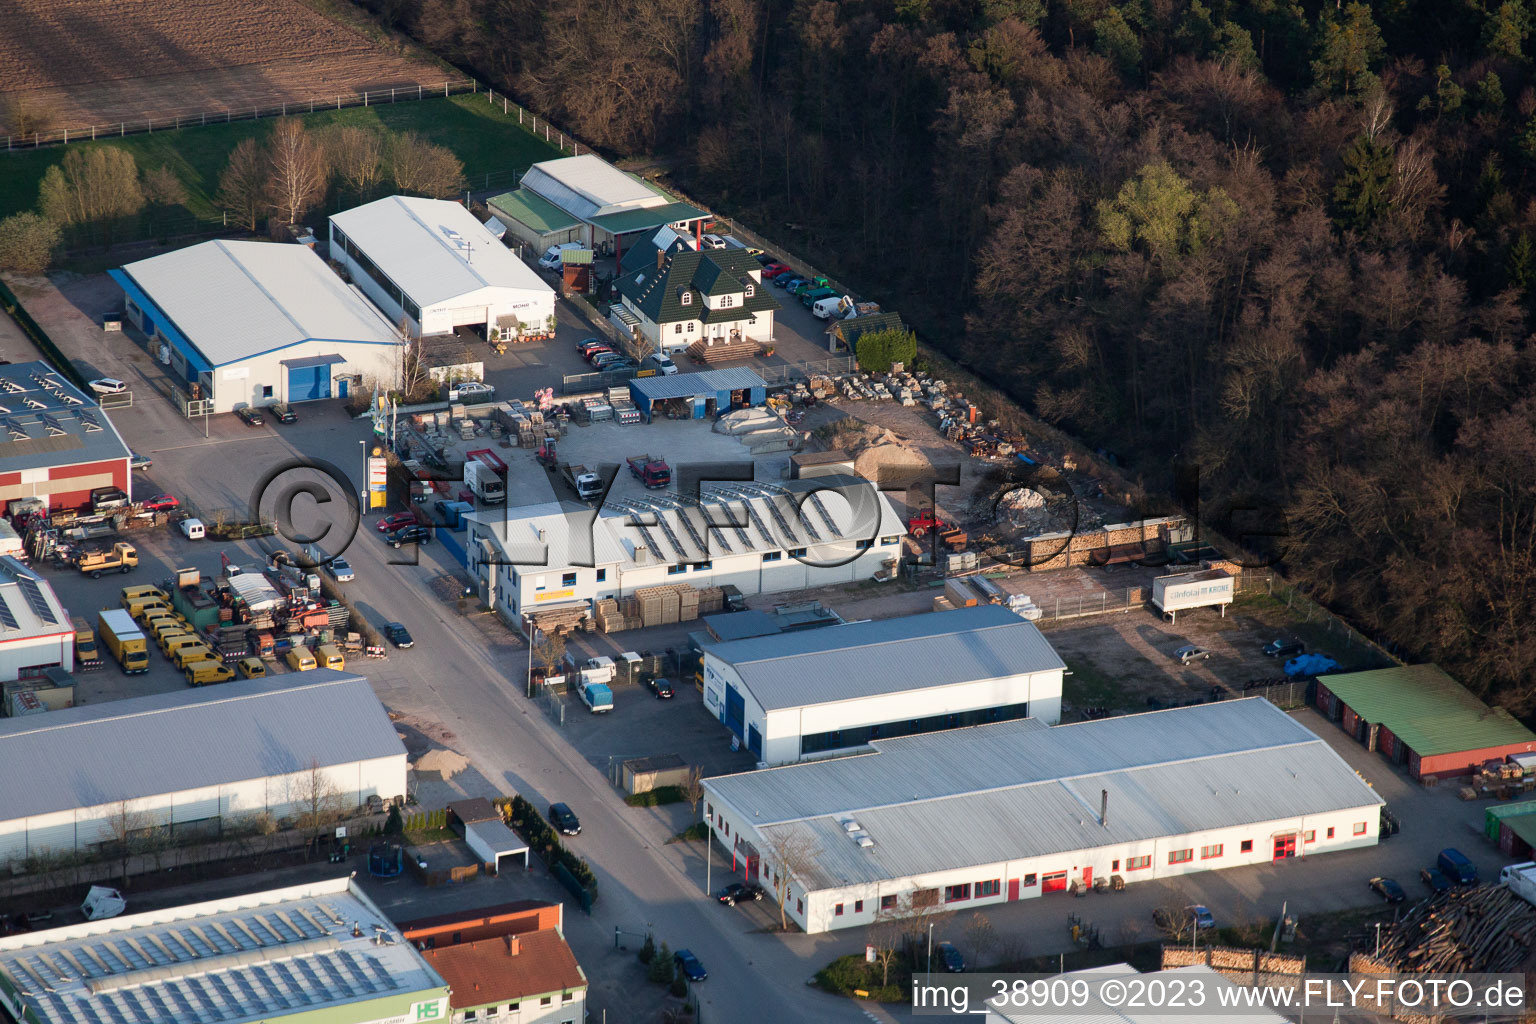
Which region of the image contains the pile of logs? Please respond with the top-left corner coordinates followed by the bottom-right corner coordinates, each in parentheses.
top-left (1374, 884), bottom-right (1536, 973)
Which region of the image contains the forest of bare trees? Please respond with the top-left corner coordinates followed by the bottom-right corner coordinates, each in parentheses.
top-left (365, 0), bottom-right (1531, 704)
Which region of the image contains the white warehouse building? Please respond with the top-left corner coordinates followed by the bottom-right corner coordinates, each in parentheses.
top-left (702, 606), bottom-right (1064, 765)
top-left (465, 476), bottom-right (906, 635)
top-left (0, 557), bottom-right (74, 685)
top-left (702, 699), bottom-right (1384, 934)
top-left (330, 195), bottom-right (556, 342)
top-left (0, 673), bottom-right (407, 864)
top-left (112, 240), bottom-right (405, 412)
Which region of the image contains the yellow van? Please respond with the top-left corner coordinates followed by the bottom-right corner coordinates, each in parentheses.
top-left (161, 633), bottom-right (204, 659)
top-left (236, 657), bottom-right (266, 679)
top-left (315, 643), bottom-right (345, 671)
top-left (286, 645), bottom-right (317, 671)
top-left (125, 595), bottom-right (171, 620)
top-left (121, 584), bottom-right (165, 605)
top-left (142, 609), bottom-right (184, 632)
top-left (185, 661), bottom-right (235, 685)
top-left (152, 620), bottom-right (191, 645)
top-left (174, 645), bottom-right (218, 670)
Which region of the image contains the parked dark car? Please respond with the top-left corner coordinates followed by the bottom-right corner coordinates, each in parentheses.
top-left (384, 525), bottom-right (432, 548)
top-left (935, 941), bottom-right (965, 973)
top-left (716, 882), bottom-right (765, 906)
top-left (130, 452), bottom-right (152, 471)
top-left (382, 622), bottom-right (414, 649)
top-left (269, 402), bottom-right (298, 424)
top-left (1263, 638), bottom-right (1305, 658)
top-left (674, 949), bottom-right (708, 982)
top-left (1421, 868), bottom-right (1452, 893)
top-left (1437, 848), bottom-right (1478, 885)
top-left (1369, 877), bottom-right (1406, 903)
top-left (234, 406), bottom-right (264, 426)
top-left (549, 802), bottom-right (581, 836)
top-left (648, 677), bottom-right (676, 699)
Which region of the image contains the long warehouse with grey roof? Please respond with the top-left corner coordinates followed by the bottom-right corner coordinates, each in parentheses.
top-left (702, 698), bottom-right (1385, 934)
top-left (0, 673), bottom-right (406, 864)
top-left (702, 605), bottom-right (1065, 764)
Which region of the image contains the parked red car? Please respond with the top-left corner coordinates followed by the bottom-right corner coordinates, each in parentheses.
top-left (377, 511), bottom-right (420, 532)
top-left (583, 346), bottom-right (616, 364)
top-left (142, 494), bottom-right (179, 511)
top-left (761, 263), bottom-right (792, 279)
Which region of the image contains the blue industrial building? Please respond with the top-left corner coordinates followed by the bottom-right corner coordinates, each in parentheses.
top-left (627, 368), bottom-right (768, 421)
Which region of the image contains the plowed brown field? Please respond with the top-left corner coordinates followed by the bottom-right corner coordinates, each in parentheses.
top-left (0, 0), bottom-right (449, 128)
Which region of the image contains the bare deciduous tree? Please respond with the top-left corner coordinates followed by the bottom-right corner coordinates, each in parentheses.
top-left (0, 96), bottom-right (58, 139)
top-left (867, 909), bottom-right (906, 987)
top-left (265, 117), bottom-right (327, 226)
top-left (38, 146), bottom-right (145, 246)
top-left (0, 213), bottom-right (61, 274)
top-left (963, 910), bottom-right (998, 969)
top-left (326, 124), bottom-right (385, 197)
top-left (219, 138), bottom-right (267, 232)
top-left (388, 133), bottom-right (463, 198)
top-left (762, 827), bottom-right (821, 931)
top-left (103, 799), bottom-right (157, 887)
top-left (289, 759), bottom-right (346, 854)
top-left (683, 765), bottom-right (705, 814)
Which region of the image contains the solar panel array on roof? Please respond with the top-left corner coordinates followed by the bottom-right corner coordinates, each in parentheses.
top-left (0, 595), bottom-right (19, 631)
top-left (15, 576), bottom-right (56, 624)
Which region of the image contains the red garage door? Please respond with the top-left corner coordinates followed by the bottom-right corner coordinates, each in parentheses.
top-left (1042, 871), bottom-right (1068, 894)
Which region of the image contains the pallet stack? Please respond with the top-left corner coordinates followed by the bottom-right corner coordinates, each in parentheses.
top-left (529, 604), bottom-right (589, 636)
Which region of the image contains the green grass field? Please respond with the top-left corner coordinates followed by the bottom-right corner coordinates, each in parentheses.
top-left (0, 94), bottom-right (563, 220)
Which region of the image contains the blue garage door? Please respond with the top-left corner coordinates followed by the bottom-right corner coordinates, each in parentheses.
top-left (746, 724), bottom-right (763, 758)
top-left (724, 684), bottom-right (745, 736)
top-left (288, 365), bottom-right (331, 401)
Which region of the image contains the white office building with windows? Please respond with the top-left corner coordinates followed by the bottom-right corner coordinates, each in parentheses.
top-left (701, 699), bottom-right (1384, 934)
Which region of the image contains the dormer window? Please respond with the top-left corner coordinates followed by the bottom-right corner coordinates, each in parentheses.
top-left (745, 284), bottom-right (755, 297)
top-left (680, 292), bottom-right (693, 306)
top-left (720, 295), bottom-right (734, 308)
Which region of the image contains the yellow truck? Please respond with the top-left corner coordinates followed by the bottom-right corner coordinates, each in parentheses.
top-left (71, 616), bottom-right (98, 661)
top-left (186, 661), bottom-right (235, 686)
top-left (98, 609), bottom-right (148, 674)
top-left (78, 542), bottom-right (137, 579)
top-left (315, 643), bottom-right (345, 671)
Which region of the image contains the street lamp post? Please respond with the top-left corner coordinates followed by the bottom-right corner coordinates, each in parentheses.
top-left (359, 439), bottom-right (367, 509)
top-left (927, 923), bottom-right (933, 976)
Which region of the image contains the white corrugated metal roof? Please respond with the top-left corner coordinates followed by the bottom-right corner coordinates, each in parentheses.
top-left (710, 606), bottom-right (1063, 711)
top-left (0, 673), bottom-right (405, 822)
top-left (705, 700), bottom-right (1383, 889)
top-left (0, 557), bottom-right (70, 641)
top-left (122, 240), bottom-right (401, 367)
top-left (521, 155), bottom-right (668, 220)
top-left (0, 877), bottom-right (445, 1024)
top-left (329, 196), bottom-right (554, 307)
top-left (469, 479), bottom-right (906, 571)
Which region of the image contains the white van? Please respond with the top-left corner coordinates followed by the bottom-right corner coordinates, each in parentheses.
top-left (179, 518), bottom-right (205, 540)
top-left (813, 294), bottom-right (853, 320)
top-left (643, 353), bottom-right (679, 375)
top-left (539, 242), bottom-right (583, 269)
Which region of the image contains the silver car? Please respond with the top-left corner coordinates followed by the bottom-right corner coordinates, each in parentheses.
top-left (1173, 644), bottom-right (1211, 664)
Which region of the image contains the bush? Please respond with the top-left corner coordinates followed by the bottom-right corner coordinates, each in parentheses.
top-left (639, 933), bottom-right (656, 965)
top-left (0, 213), bottom-right (61, 274)
top-left (649, 943), bottom-right (675, 984)
top-left (383, 804), bottom-right (403, 835)
top-left (854, 326), bottom-right (917, 372)
top-left (509, 794), bottom-right (599, 895)
top-left (625, 785), bottom-right (686, 807)
top-left (672, 821), bottom-right (709, 842)
top-left (669, 972), bottom-right (688, 998)
top-left (816, 953), bottom-right (909, 1002)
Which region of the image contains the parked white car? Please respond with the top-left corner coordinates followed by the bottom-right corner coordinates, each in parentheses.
top-left (700, 233), bottom-right (727, 249)
top-left (449, 381), bottom-right (495, 402)
top-left (179, 518), bottom-right (205, 540)
top-left (89, 377), bottom-right (127, 394)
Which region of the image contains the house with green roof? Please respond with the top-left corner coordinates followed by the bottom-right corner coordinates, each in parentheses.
top-left (612, 234), bottom-right (780, 355)
top-left (1315, 664), bottom-right (1536, 779)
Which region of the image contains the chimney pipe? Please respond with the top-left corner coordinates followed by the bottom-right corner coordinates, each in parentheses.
top-left (1100, 789), bottom-right (1108, 827)
top-left (657, 249), bottom-right (665, 270)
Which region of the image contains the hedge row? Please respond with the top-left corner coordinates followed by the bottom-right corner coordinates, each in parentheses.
top-left (624, 785), bottom-right (685, 807)
top-left (508, 794), bottom-right (598, 893)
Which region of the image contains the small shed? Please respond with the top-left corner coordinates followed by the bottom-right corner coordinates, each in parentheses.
top-left (621, 753), bottom-right (693, 796)
top-left (790, 450), bottom-right (855, 480)
top-left (704, 611), bottom-right (782, 644)
top-left (448, 798), bottom-right (528, 874)
top-left (831, 311), bottom-right (905, 355)
top-left (627, 368), bottom-right (767, 421)
top-left (1316, 664), bottom-right (1536, 780)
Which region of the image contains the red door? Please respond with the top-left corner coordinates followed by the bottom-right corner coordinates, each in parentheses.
top-left (1007, 878), bottom-right (1020, 901)
top-left (1082, 867), bottom-right (1093, 887)
top-left (1273, 835), bottom-right (1296, 861)
top-left (1042, 871), bottom-right (1068, 893)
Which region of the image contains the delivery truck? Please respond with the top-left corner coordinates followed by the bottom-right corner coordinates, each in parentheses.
top-left (1502, 862), bottom-right (1536, 906)
top-left (579, 680), bottom-right (614, 713)
top-left (627, 454), bottom-right (671, 489)
top-left (71, 616), bottom-right (98, 661)
top-left (464, 448), bottom-right (507, 505)
top-left (565, 464), bottom-right (604, 502)
top-left (99, 609), bottom-right (149, 674)
top-left (77, 542), bottom-right (137, 578)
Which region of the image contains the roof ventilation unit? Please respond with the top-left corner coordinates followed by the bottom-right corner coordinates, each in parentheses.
top-left (842, 820), bottom-right (861, 833)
